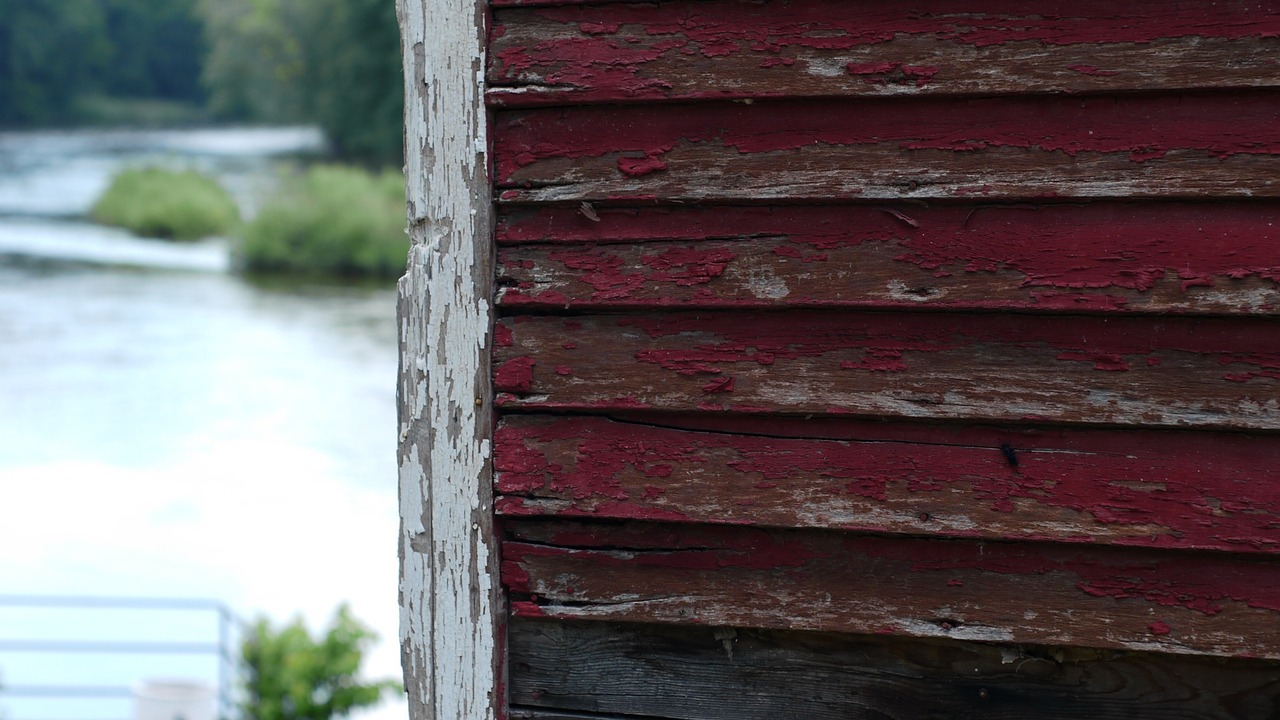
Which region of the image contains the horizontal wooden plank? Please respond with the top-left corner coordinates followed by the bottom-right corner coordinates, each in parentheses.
top-left (511, 618), bottom-right (1280, 719)
top-left (490, 0), bottom-right (1280, 105)
top-left (511, 709), bottom-right (674, 720)
top-left (494, 312), bottom-right (1280, 430)
top-left (494, 94), bottom-right (1280, 202)
top-left (496, 203), bottom-right (1280, 315)
top-left (503, 520), bottom-right (1280, 659)
top-left (495, 415), bottom-right (1280, 554)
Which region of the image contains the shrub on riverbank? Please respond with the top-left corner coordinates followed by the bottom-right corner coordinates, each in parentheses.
top-left (91, 167), bottom-right (239, 240)
top-left (237, 165), bottom-right (407, 279)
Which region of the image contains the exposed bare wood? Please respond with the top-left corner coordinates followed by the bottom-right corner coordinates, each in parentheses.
top-left (490, 0), bottom-right (1280, 105)
top-left (494, 312), bottom-right (1280, 431)
top-left (511, 619), bottom-right (1280, 720)
top-left (494, 93), bottom-right (1280, 202)
top-left (398, 0), bottom-right (499, 717)
top-left (495, 415), bottom-right (1280, 555)
top-left (504, 520), bottom-right (1280, 659)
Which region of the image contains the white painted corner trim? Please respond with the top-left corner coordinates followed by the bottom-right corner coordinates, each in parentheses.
top-left (397, 0), bottom-right (498, 718)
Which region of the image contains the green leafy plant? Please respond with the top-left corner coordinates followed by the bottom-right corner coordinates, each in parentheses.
top-left (90, 166), bottom-right (239, 240)
top-left (241, 605), bottom-right (400, 720)
top-left (236, 164), bottom-right (407, 279)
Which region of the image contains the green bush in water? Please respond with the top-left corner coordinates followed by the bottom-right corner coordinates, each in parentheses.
top-left (239, 166), bottom-right (407, 279)
top-left (91, 167), bottom-right (239, 240)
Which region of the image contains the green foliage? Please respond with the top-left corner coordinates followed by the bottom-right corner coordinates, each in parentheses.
top-left (300, 0), bottom-right (404, 165)
top-left (91, 167), bottom-right (239, 240)
top-left (2, 0), bottom-right (400, 160)
top-left (99, 0), bottom-right (207, 104)
top-left (196, 0), bottom-right (309, 123)
top-left (197, 0), bottom-right (403, 165)
top-left (0, 0), bottom-right (204, 127)
top-left (238, 165), bottom-right (407, 279)
top-left (72, 95), bottom-right (208, 127)
top-left (0, 0), bottom-right (112, 125)
top-left (241, 606), bottom-right (400, 720)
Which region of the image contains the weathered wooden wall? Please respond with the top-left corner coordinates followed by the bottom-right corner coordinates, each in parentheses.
top-left (398, 0), bottom-right (499, 718)
top-left (481, 1), bottom-right (1280, 717)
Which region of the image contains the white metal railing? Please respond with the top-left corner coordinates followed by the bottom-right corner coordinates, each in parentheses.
top-left (0, 596), bottom-right (238, 720)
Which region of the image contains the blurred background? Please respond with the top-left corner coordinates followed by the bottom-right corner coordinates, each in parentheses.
top-left (0, 2), bottom-right (408, 720)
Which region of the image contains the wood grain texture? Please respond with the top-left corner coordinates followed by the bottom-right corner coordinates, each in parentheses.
top-left (503, 520), bottom-right (1280, 659)
top-left (495, 415), bottom-right (1280, 554)
top-left (399, 0), bottom-right (500, 717)
top-left (487, 1), bottom-right (1280, 708)
top-left (510, 618), bottom-right (1280, 720)
top-left (496, 203), bottom-right (1280, 315)
top-left (510, 710), bottom-right (669, 720)
top-left (494, 311), bottom-right (1280, 430)
top-left (490, 0), bottom-right (1280, 105)
top-left (494, 93), bottom-right (1280, 202)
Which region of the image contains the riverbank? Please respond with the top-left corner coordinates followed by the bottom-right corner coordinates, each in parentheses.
top-left (0, 126), bottom-right (407, 720)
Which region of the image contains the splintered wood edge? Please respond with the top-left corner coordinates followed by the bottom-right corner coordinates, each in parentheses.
top-left (398, 0), bottom-right (500, 718)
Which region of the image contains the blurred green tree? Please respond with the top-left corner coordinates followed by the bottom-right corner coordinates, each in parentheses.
top-left (0, 0), bottom-right (205, 126)
top-left (198, 0), bottom-right (404, 165)
top-left (196, 0), bottom-right (310, 123)
top-left (0, 1), bottom-right (111, 124)
top-left (242, 605), bottom-right (401, 720)
top-left (100, 0), bottom-right (206, 102)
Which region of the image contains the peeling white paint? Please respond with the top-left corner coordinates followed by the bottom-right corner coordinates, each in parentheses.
top-left (745, 266), bottom-right (791, 299)
top-left (805, 57), bottom-right (851, 78)
top-left (397, 0), bottom-right (498, 718)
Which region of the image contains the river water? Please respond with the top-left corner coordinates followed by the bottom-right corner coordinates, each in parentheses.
top-left (0, 128), bottom-right (406, 720)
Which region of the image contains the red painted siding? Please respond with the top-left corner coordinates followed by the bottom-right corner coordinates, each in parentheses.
top-left (489, 0), bottom-right (1280, 684)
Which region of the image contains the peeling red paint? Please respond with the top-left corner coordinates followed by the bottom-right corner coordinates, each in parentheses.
top-left (495, 92), bottom-right (1280, 184)
top-left (494, 415), bottom-right (1280, 554)
top-left (495, 323), bottom-right (515, 348)
top-left (604, 310), bottom-right (1280, 365)
top-left (496, 309), bottom-right (1280, 427)
top-left (639, 246), bottom-right (736, 283)
top-left (847, 61), bottom-right (899, 76)
top-left (841, 349), bottom-right (908, 372)
top-left (772, 245), bottom-right (828, 263)
top-left (509, 601), bottom-right (546, 617)
top-left (702, 376), bottom-right (736, 394)
top-left (497, 203), bottom-right (1280, 314)
top-left (501, 1), bottom-right (1280, 47)
top-left (489, 0), bottom-right (1280, 105)
top-left (618, 153), bottom-right (669, 176)
top-left (502, 519), bottom-right (1280, 656)
top-left (845, 61), bottom-right (936, 86)
top-left (495, 356), bottom-right (537, 393)
top-left (1056, 351), bottom-right (1130, 372)
top-left (488, 0), bottom-right (1280, 669)
top-left (1068, 64), bottom-right (1122, 76)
